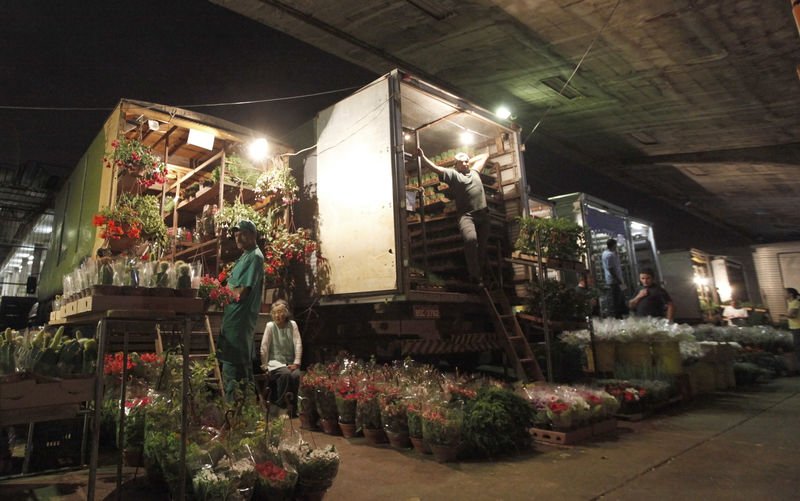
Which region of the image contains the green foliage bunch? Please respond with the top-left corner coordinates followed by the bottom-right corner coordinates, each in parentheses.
top-left (525, 278), bottom-right (594, 321)
top-left (516, 217), bottom-right (586, 260)
top-left (462, 386), bottom-right (534, 456)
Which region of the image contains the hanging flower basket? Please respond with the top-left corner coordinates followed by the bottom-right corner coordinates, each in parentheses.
top-left (103, 139), bottom-right (169, 188)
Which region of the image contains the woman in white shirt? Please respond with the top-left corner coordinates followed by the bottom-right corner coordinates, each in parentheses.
top-left (260, 300), bottom-right (302, 410)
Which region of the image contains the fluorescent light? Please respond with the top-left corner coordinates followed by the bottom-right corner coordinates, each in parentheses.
top-left (248, 138), bottom-right (269, 160)
top-left (187, 129), bottom-right (215, 150)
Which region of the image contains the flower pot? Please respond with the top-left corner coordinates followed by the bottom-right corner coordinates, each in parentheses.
top-left (385, 430), bottom-right (411, 449)
top-left (116, 172), bottom-right (140, 194)
top-left (338, 421), bottom-right (358, 438)
top-left (362, 428), bottom-right (388, 445)
top-left (320, 418), bottom-right (340, 435)
top-left (299, 413), bottom-right (318, 430)
top-left (107, 235), bottom-right (136, 253)
top-left (410, 436), bottom-right (430, 454)
top-left (429, 444), bottom-right (459, 463)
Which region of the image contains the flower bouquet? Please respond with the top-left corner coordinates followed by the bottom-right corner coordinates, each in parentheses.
top-left (334, 377), bottom-right (358, 425)
top-left (380, 392), bottom-right (409, 434)
top-left (192, 466), bottom-right (233, 501)
top-left (198, 275), bottom-right (239, 309)
top-left (546, 398), bottom-right (573, 430)
top-left (421, 402), bottom-right (463, 447)
top-left (355, 383), bottom-right (383, 431)
top-left (406, 401), bottom-right (423, 439)
top-left (104, 138), bottom-right (168, 187)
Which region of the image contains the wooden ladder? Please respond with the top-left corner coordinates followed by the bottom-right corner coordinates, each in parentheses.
top-left (480, 287), bottom-right (545, 383)
top-left (156, 315), bottom-right (224, 395)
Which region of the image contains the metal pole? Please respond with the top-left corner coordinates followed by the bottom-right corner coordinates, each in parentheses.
top-left (179, 316), bottom-right (190, 501)
top-left (535, 229), bottom-right (554, 382)
top-left (87, 318), bottom-right (107, 501)
top-left (116, 325), bottom-right (129, 500)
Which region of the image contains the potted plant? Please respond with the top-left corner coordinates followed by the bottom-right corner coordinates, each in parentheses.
top-left (462, 387), bottom-right (534, 458)
top-left (104, 138), bottom-right (168, 188)
top-left (421, 402), bottom-right (464, 462)
top-left (356, 381), bottom-right (385, 445)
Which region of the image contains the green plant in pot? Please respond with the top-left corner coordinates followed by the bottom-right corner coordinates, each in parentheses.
top-left (98, 257), bottom-right (114, 285)
top-left (462, 386), bottom-right (534, 457)
top-left (155, 260), bottom-right (170, 288)
top-left (175, 260), bottom-right (193, 295)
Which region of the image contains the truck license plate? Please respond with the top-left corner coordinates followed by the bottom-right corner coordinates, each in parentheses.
top-left (413, 305), bottom-right (440, 319)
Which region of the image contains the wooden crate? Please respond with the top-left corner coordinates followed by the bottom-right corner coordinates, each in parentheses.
top-left (69, 294), bottom-right (204, 316)
top-left (530, 425), bottom-right (592, 445)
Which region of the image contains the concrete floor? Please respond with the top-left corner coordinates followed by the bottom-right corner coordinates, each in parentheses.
top-left (2, 376), bottom-right (798, 500)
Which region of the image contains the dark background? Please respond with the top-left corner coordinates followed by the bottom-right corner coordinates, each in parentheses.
top-left (0, 1), bottom-right (746, 251)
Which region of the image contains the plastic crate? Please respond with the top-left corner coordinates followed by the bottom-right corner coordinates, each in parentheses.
top-left (28, 418), bottom-right (84, 471)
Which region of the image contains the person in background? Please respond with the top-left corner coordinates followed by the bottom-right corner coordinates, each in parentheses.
top-left (780, 288), bottom-right (800, 352)
top-left (629, 267), bottom-right (675, 321)
top-left (217, 219), bottom-right (265, 402)
top-left (602, 238), bottom-right (628, 317)
top-left (574, 271), bottom-right (599, 317)
top-left (722, 299), bottom-right (749, 326)
top-left (417, 147), bottom-right (490, 288)
top-left (260, 299), bottom-right (303, 411)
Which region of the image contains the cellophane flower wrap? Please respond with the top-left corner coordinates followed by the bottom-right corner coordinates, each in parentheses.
top-left (421, 399), bottom-right (463, 446)
top-left (355, 376), bottom-right (383, 430)
top-left (334, 361), bottom-right (361, 424)
top-left (380, 385), bottom-right (409, 434)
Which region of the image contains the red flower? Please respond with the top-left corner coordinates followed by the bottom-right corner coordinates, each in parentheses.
top-left (92, 214), bottom-right (107, 226)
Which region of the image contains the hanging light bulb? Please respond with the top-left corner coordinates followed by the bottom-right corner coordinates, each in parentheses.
top-left (459, 131), bottom-right (474, 144)
top-left (248, 138), bottom-right (269, 160)
top-left (495, 106), bottom-right (512, 120)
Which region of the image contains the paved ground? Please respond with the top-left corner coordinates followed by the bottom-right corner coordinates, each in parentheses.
top-left (2, 376), bottom-right (798, 500)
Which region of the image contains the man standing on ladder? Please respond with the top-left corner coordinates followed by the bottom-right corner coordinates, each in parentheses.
top-left (417, 147), bottom-right (489, 288)
top-left (217, 219), bottom-right (264, 401)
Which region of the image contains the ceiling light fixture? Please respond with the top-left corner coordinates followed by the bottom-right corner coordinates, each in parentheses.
top-left (459, 131), bottom-right (474, 144)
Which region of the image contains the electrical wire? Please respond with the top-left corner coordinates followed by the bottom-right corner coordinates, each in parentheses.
top-left (0, 85), bottom-right (361, 111)
top-left (523, 0), bottom-right (622, 144)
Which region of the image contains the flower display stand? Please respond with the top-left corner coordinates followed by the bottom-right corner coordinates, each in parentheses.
top-left (0, 374), bottom-right (95, 425)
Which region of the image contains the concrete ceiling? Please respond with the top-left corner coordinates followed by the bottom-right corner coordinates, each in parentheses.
top-left (212, 0), bottom-right (800, 244)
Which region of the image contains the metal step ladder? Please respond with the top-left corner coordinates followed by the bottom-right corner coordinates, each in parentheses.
top-left (156, 315), bottom-right (224, 395)
top-left (480, 286), bottom-right (545, 383)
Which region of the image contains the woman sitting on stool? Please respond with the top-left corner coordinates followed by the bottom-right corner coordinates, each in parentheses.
top-left (260, 300), bottom-right (302, 411)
